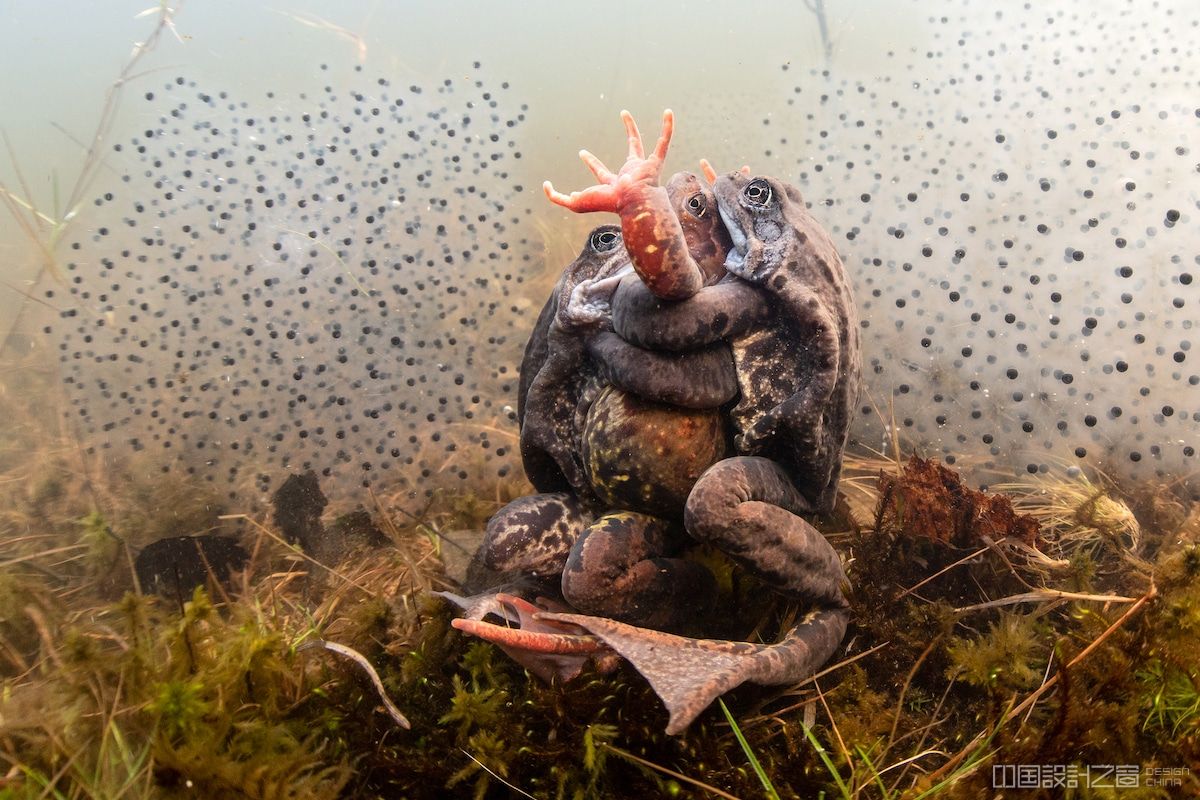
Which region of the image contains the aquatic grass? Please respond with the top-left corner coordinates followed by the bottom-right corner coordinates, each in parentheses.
top-left (0, 310), bottom-right (1198, 797)
top-left (1, 7), bottom-right (1194, 799)
top-left (2, 407), bottom-right (1198, 796)
top-left (1, 2), bottom-right (184, 354)
top-left (991, 467), bottom-right (1147, 572)
top-left (852, 744), bottom-right (893, 800)
top-left (799, 719), bottom-right (851, 799)
top-left (718, 698), bottom-right (781, 800)
top-left (1139, 659), bottom-right (1200, 737)
top-left (598, 743), bottom-right (736, 800)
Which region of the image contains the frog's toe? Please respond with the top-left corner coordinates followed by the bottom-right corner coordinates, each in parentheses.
top-left (578, 149), bottom-right (616, 183)
top-left (649, 108), bottom-right (673, 162)
top-left (450, 616), bottom-right (605, 655)
top-left (543, 180), bottom-right (619, 213)
top-left (450, 594), bottom-right (616, 683)
top-left (619, 109), bottom-right (646, 159)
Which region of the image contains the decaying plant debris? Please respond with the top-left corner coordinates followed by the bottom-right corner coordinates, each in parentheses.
top-left (1, 350), bottom-right (1197, 799)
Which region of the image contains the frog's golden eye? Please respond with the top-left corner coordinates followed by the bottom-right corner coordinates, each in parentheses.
top-left (590, 228), bottom-right (621, 252)
top-left (685, 193), bottom-right (707, 218)
top-left (743, 178), bottom-right (774, 207)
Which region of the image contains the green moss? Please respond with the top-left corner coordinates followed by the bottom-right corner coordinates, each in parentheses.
top-left (440, 675), bottom-right (509, 742)
top-left (77, 510), bottom-right (119, 569)
top-left (1138, 659), bottom-right (1200, 738)
top-left (5, 442), bottom-right (1200, 798)
top-left (946, 612), bottom-right (1045, 692)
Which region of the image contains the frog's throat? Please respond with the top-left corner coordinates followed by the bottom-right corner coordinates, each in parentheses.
top-left (562, 263), bottom-right (635, 326)
top-left (718, 204), bottom-right (750, 275)
top-left (585, 263), bottom-right (635, 299)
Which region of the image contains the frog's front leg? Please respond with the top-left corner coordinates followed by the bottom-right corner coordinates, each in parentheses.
top-left (544, 110), bottom-right (706, 300)
top-left (561, 511), bottom-right (717, 630)
top-left (587, 331), bottom-right (738, 410)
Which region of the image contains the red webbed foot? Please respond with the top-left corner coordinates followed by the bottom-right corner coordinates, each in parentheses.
top-left (543, 109), bottom-right (674, 215)
top-left (449, 593), bottom-right (619, 682)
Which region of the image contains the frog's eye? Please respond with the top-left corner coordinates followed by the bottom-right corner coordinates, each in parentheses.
top-left (684, 192), bottom-right (707, 218)
top-left (590, 228), bottom-right (621, 252)
top-left (743, 179), bottom-right (774, 208)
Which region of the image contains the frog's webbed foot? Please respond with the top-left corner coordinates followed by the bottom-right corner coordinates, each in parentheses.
top-left (449, 593), bottom-right (620, 682)
top-left (540, 609), bottom-right (848, 735)
top-left (543, 109), bottom-right (674, 214)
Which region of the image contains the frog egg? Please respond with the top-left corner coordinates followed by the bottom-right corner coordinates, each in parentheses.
top-left (752, 2), bottom-right (1199, 498)
top-left (41, 0), bottom-right (1200, 505)
top-left (48, 64), bottom-right (537, 504)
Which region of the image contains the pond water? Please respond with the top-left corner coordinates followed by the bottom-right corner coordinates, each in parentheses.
top-left (2, 0), bottom-right (1197, 509)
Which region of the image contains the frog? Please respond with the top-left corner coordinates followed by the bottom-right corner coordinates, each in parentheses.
top-left (515, 223), bottom-right (740, 513)
top-left (454, 110), bottom-right (861, 735)
top-left (476, 217), bottom-right (740, 632)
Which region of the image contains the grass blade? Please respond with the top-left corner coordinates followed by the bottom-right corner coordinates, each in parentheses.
top-left (718, 699), bottom-right (781, 800)
top-left (799, 719), bottom-right (850, 800)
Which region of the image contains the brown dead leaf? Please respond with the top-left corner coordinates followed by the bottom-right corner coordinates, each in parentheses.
top-left (876, 456), bottom-right (1039, 546)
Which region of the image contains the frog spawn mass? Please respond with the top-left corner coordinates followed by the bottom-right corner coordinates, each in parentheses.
top-left (42, 0), bottom-right (1200, 505)
top-left (49, 64), bottom-right (538, 502)
top-left (754, 1), bottom-right (1200, 493)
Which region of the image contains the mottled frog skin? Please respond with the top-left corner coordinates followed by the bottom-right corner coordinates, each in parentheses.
top-left (517, 226), bottom-right (738, 505)
top-left (494, 220), bottom-right (738, 584)
top-left (460, 110), bottom-right (861, 737)
top-left (712, 171), bottom-right (861, 514)
top-left (605, 170), bottom-right (860, 514)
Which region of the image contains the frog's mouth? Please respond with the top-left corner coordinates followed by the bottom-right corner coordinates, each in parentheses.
top-left (718, 204), bottom-right (749, 274)
top-left (590, 262), bottom-right (636, 295)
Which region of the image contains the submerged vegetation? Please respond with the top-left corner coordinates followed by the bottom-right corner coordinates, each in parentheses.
top-left (1, 351), bottom-right (1197, 799)
top-left (2, 4), bottom-right (1198, 798)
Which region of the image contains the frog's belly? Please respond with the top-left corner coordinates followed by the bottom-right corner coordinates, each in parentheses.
top-left (581, 386), bottom-right (731, 518)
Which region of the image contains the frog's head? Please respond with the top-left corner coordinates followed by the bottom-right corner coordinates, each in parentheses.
top-left (665, 171), bottom-right (732, 285)
top-left (711, 173), bottom-right (800, 283)
top-left (557, 224), bottom-right (634, 330)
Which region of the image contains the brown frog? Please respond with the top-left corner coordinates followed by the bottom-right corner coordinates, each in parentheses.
top-left (480, 219), bottom-right (737, 625)
top-left (456, 111), bottom-right (860, 735)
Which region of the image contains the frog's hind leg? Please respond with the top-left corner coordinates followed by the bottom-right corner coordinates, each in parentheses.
top-left (562, 454), bottom-right (846, 733)
top-left (540, 608), bottom-right (847, 735)
top-left (478, 492), bottom-right (594, 578)
top-left (541, 459), bottom-right (848, 734)
top-left (685, 456), bottom-right (847, 608)
top-left (561, 511), bottom-right (717, 630)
